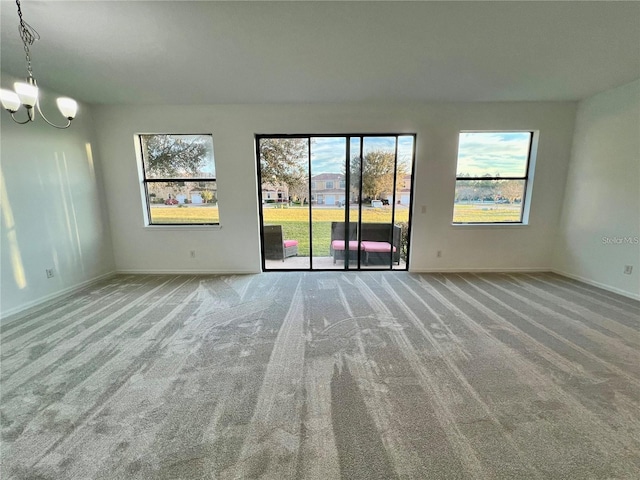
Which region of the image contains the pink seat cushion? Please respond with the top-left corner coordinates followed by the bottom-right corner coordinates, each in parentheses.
top-left (331, 240), bottom-right (362, 251)
top-left (361, 241), bottom-right (396, 253)
top-left (283, 240), bottom-right (298, 248)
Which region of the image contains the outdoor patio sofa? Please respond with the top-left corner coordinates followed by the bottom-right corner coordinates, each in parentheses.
top-left (330, 221), bottom-right (401, 265)
top-left (263, 225), bottom-right (298, 261)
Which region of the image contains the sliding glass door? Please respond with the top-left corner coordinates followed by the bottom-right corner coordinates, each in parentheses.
top-left (257, 134), bottom-right (415, 271)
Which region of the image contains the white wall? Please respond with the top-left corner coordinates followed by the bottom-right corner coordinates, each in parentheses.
top-left (92, 102), bottom-right (576, 274)
top-left (553, 80), bottom-right (640, 299)
top-left (0, 78), bottom-right (115, 318)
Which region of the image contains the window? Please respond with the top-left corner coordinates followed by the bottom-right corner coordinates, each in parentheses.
top-left (138, 134), bottom-right (218, 225)
top-left (453, 131), bottom-right (534, 224)
top-left (325, 181), bottom-right (334, 189)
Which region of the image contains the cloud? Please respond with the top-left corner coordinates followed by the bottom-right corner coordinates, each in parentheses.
top-left (457, 132), bottom-right (531, 177)
top-left (308, 136), bottom-right (415, 174)
top-left (310, 137), bottom-right (346, 174)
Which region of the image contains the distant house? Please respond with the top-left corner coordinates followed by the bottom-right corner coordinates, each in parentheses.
top-left (309, 172), bottom-right (412, 206)
top-left (311, 173), bottom-right (347, 205)
top-left (395, 174), bottom-right (412, 205)
top-left (261, 182), bottom-right (289, 202)
top-left (148, 182), bottom-right (217, 204)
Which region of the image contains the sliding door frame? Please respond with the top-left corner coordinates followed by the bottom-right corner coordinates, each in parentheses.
top-left (256, 133), bottom-right (417, 272)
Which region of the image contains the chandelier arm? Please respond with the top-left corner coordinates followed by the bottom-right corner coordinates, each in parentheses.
top-left (36, 99), bottom-right (71, 129)
top-left (9, 112), bottom-right (32, 124)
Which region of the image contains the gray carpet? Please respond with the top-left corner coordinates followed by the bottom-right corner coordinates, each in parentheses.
top-left (1, 272), bottom-right (639, 479)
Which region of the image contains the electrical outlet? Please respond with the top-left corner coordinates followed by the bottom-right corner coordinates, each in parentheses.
top-left (190, 250), bottom-right (196, 258)
top-left (421, 205), bottom-right (427, 214)
top-left (437, 250), bottom-right (442, 258)
top-left (624, 265), bottom-right (633, 275)
top-left (45, 268), bottom-right (54, 278)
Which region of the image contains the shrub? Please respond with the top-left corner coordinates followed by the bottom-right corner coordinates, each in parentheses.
top-left (201, 190), bottom-right (214, 203)
top-left (396, 221), bottom-right (409, 260)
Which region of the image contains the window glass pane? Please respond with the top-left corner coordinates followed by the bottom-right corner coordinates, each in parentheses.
top-left (396, 136), bottom-right (414, 267)
top-left (259, 137), bottom-right (310, 269)
top-left (453, 179), bottom-right (525, 223)
top-left (361, 136), bottom-right (397, 211)
top-left (456, 132), bottom-right (531, 178)
top-left (396, 136), bottom-right (414, 208)
top-left (141, 134), bottom-right (215, 179)
top-left (148, 181), bottom-right (219, 224)
top-left (360, 137), bottom-right (396, 268)
top-left (311, 137), bottom-right (347, 270)
top-left (347, 136), bottom-right (362, 233)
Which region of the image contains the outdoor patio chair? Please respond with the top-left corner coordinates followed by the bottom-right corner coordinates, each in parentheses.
top-left (331, 240), bottom-right (362, 264)
top-left (330, 222), bottom-right (359, 263)
top-left (263, 225), bottom-right (298, 261)
top-left (361, 241), bottom-right (397, 265)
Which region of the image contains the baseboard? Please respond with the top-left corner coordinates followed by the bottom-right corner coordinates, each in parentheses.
top-left (115, 269), bottom-right (261, 275)
top-left (1, 271), bottom-right (117, 321)
top-left (409, 267), bottom-right (551, 273)
top-left (551, 269), bottom-right (640, 301)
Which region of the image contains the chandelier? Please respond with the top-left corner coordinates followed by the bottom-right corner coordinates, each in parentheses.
top-left (0, 0), bottom-right (77, 128)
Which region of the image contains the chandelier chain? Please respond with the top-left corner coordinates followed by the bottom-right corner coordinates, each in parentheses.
top-left (15, 0), bottom-right (40, 79)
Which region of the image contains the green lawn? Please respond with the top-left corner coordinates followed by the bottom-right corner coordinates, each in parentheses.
top-left (262, 206), bottom-right (409, 256)
top-left (150, 205), bottom-right (220, 224)
top-left (150, 203), bottom-right (522, 257)
top-left (452, 203), bottom-right (522, 223)
top-left (150, 205), bottom-right (407, 256)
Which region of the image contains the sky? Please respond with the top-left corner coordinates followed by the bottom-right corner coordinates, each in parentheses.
top-left (309, 136), bottom-right (415, 174)
top-left (456, 132), bottom-right (531, 177)
top-left (148, 133), bottom-right (528, 179)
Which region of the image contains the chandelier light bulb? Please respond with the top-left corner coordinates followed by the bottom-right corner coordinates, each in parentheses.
top-left (56, 97), bottom-right (78, 119)
top-left (0, 89), bottom-right (21, 112)
top-left (14, 82), bottom-right (38, 108)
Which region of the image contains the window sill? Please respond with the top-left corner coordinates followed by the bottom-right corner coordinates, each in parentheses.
top-left (144, 224), bottom-right (222, 231)
top-left (451, 223), bottom-right (529, 229)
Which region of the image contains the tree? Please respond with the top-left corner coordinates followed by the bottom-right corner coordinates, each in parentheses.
top-left (142, 135), bottom-right (210, 177)
top-left (259, 138), bottom-right (308, 191)
top-left (475, 174), bottom-right (497, 201)
top-left (455, 183), bottom-right (476, 203)
top-left (496, 180), bottom-right (523, 203)
top-left (350, 150), bottom-right (406, 200)
top-left (288, 180), bottom-right (310, 203)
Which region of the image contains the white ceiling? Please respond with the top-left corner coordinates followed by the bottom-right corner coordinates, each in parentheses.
top-left (1, 1), bottom-right (639, 105)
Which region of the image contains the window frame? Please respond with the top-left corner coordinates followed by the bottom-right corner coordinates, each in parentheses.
top-left (452, 130), bottom-right (536, 225)
top-left (137, 133), bottom-right (219, 227)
